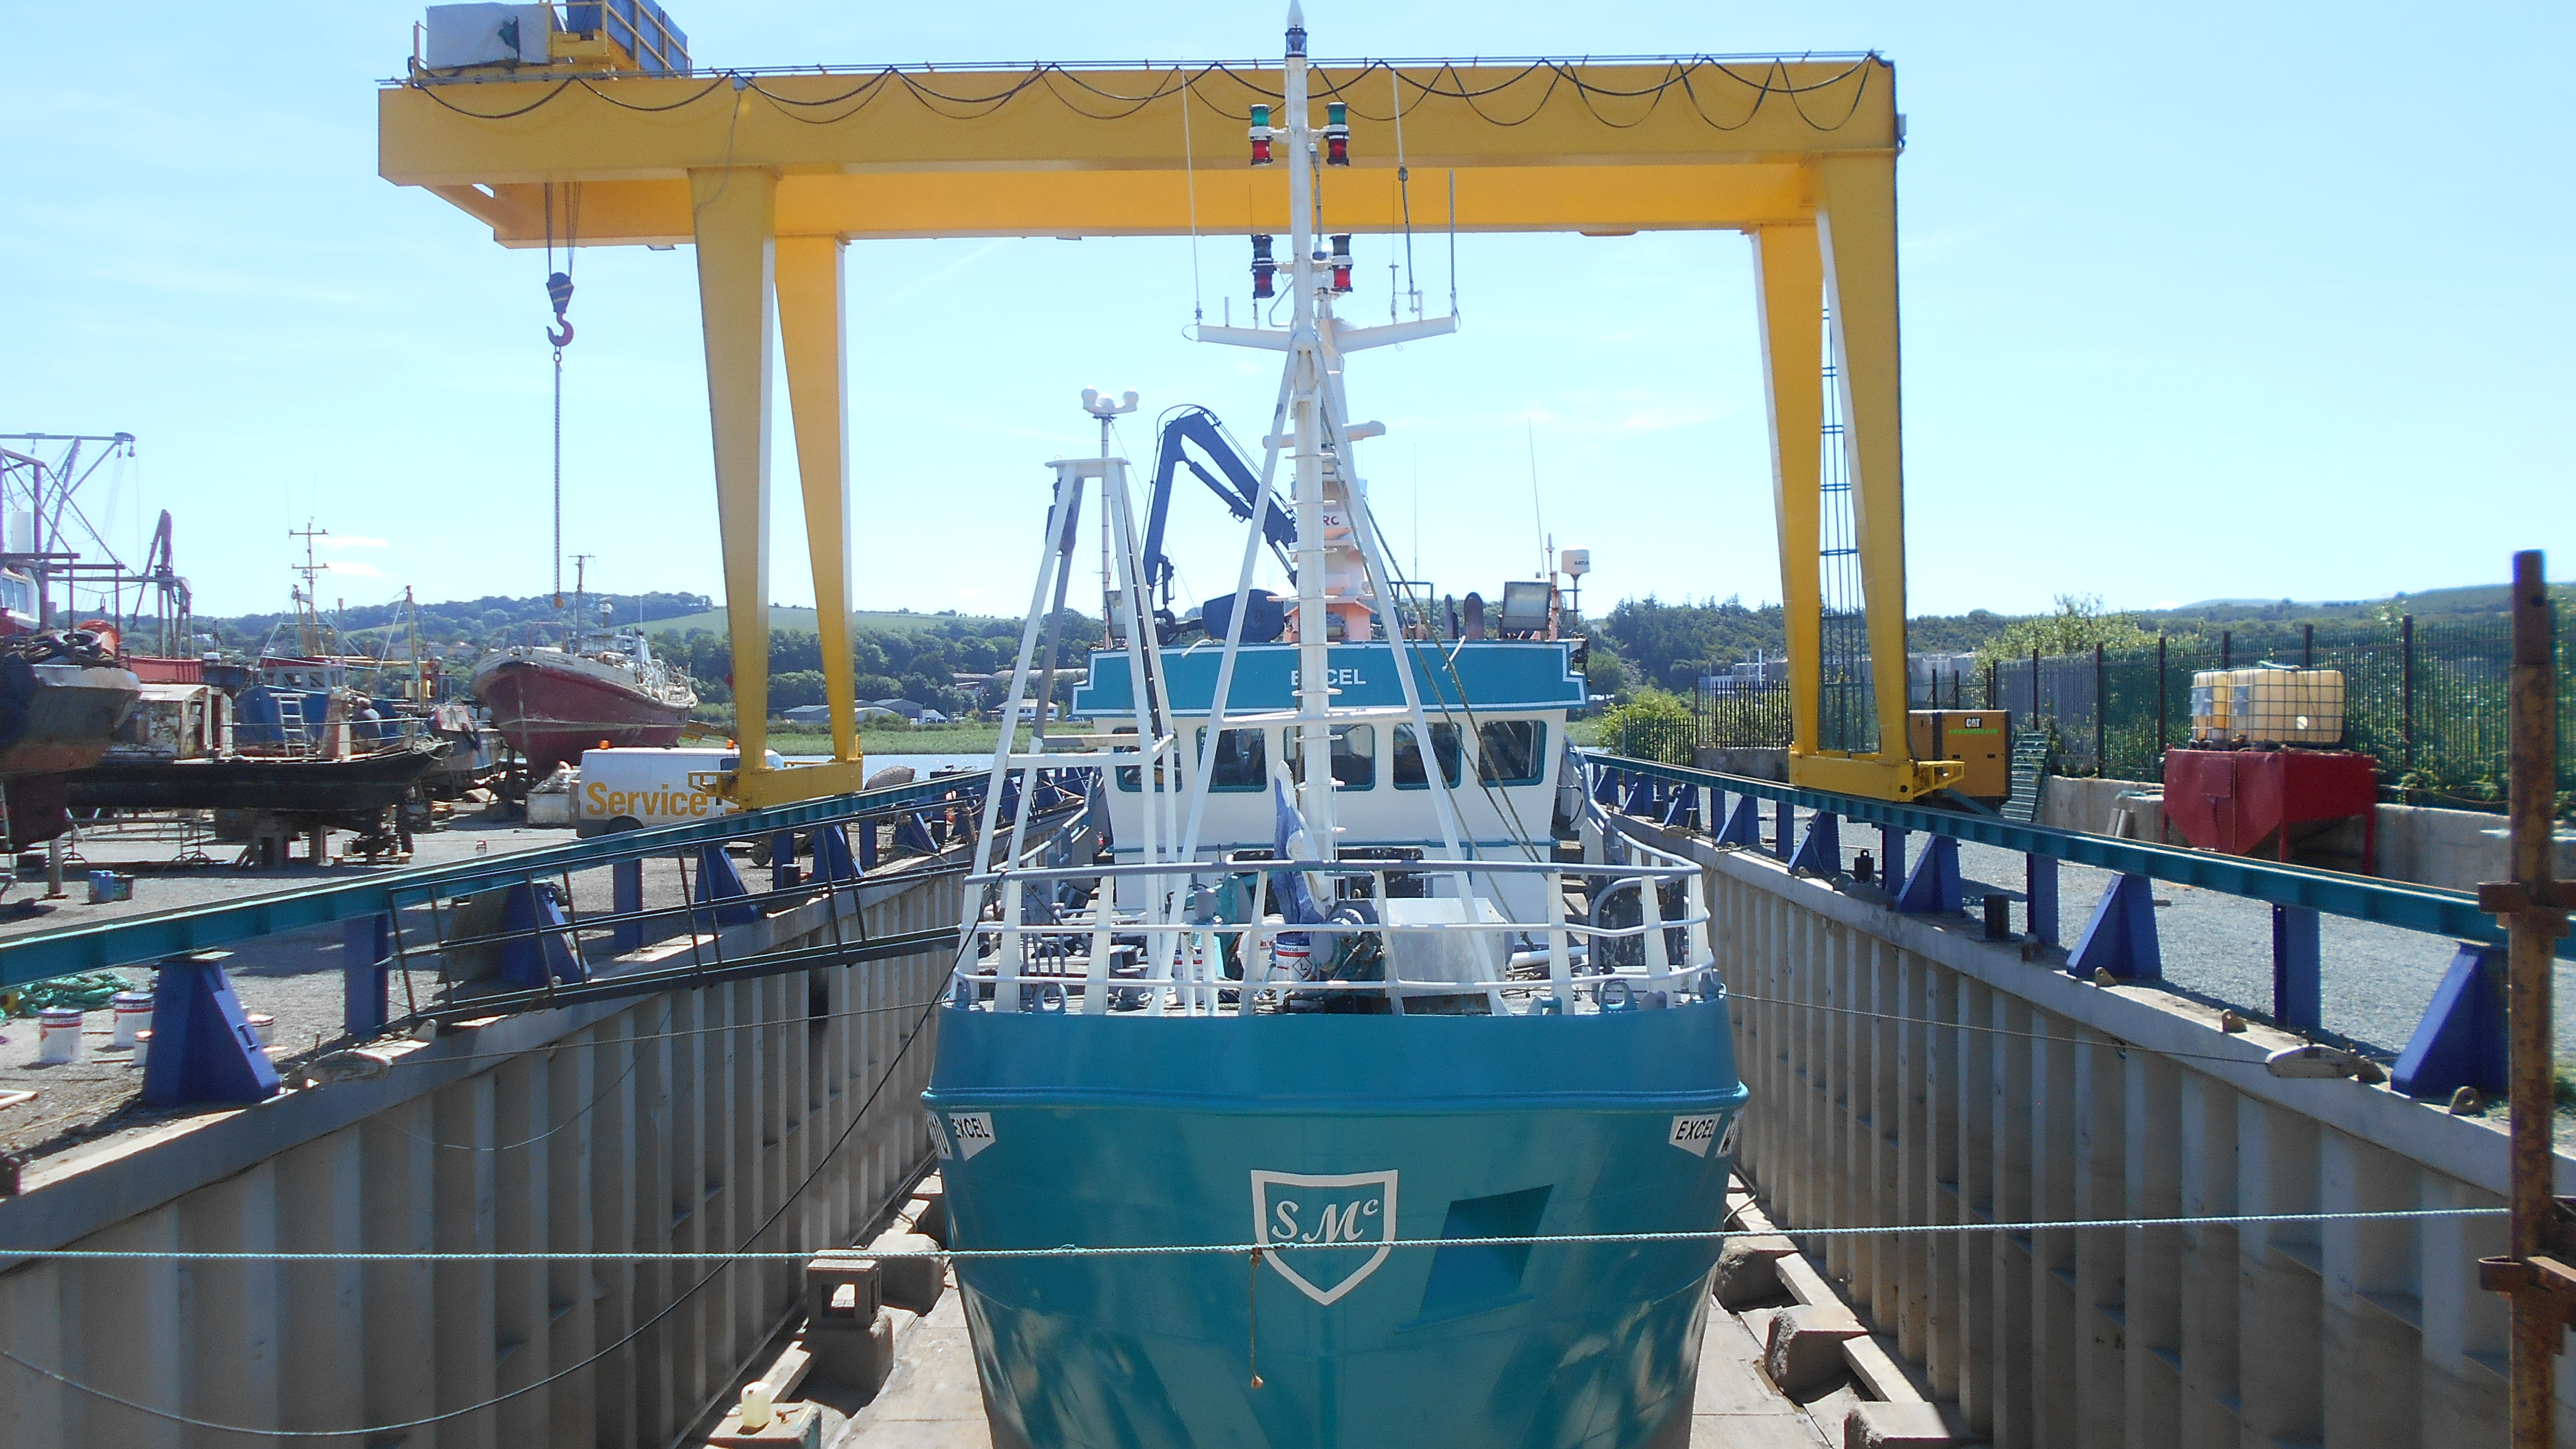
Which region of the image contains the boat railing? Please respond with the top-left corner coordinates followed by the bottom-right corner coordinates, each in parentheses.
top-left (952, 845), bottom-right (1719, 1018)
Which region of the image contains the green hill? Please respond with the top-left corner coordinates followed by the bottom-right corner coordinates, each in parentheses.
top-left (646, 606), bottom-right (1010, 637)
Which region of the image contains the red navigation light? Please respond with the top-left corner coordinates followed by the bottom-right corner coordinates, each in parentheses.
top-left (1249, 105), bottom-right (1274, 167)
top-left (1329, 234), bottom-right (1354, 293)
top-left (1252, 234), bottom-right (1276, 299)
top-left (1324, 101), bottom-right (1350, 167)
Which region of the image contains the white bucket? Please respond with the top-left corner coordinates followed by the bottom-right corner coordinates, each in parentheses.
top-left (131, 1028), bottom-right (152, 1069)
top-left (247, 1013), bottom-right (276, 1048)
top-left (38, 1007), bottom-right (83, 1065)
top-left (109, 991), bottom-right (152, 1050)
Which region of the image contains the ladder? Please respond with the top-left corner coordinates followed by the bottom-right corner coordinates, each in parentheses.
top-left (2001, 727), bottom-right (2053, 824)
top-left (274, 694), bottom-right (308, 751)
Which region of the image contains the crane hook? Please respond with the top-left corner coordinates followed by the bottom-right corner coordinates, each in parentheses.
top-left (545, 270), bottom-right (575, 349)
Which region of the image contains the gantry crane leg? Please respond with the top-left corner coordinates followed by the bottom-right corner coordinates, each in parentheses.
top-left (777, 235), bottom-right (863, 771)
top-left (691, 165), bottom-right (870, 804)
top-left (1763, 158), bottom-right (1959, 802)
top-left (1753, 221), bottom-right (1824, 766)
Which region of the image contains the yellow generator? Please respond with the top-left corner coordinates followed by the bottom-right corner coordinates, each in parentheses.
top-left (1908, 710), bottom-right (2008, 800)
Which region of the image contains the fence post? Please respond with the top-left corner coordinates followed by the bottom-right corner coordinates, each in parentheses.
top-left (1986, 660), bottom-right (1997, 712)
top-left (2302, 622), bottom-right (2314, 669)
top-left (2221, 628), bottom-right (2232, 670)
top-left (2094, 642), bottom-right (2107, 776)
top-left (2156, 633), bottom-right (2168, 758)
top-left (2401, 613), bottom-right (2416, 775)
top-left (2030, 648), bottom-right (2041, 731)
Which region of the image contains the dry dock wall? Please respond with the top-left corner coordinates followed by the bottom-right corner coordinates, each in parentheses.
top-left (0, 869), bottom-right (959, 1448)
top-left (1613, 813), bottom-right (2573, 1448)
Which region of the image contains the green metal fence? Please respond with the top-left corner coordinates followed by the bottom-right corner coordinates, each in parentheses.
top-left (1685, 610), bottom-right (2575, 813)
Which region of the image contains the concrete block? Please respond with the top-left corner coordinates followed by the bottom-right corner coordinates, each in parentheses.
top-left (1841, 1400), bottom-right (1959, 1448)
top-left (1763, 1304), bottom-right (1867, 1397)
top-left (806, 1255), bottom-right (882, 1332)
top-left (1714, 1237), bottom-right (1796, 1308)
top-left (906, 1178), bottom-right (948, 1245)
top-left (806, 1306), bottom-right (896, 1398)
top-left (865, 1230), bottom-right (946, 1313)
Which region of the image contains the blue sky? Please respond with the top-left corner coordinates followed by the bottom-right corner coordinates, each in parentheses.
top-left (2, 2), bottom-right (2567, 625)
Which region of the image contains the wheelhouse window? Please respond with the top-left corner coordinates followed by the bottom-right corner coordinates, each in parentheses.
top-left (1476, 720), bottom-right (1546, 785)
top-left (1194, 727), bottom-right (1269, 791)
top-left (1288, 724), bottom-right (1376, 790)
top-left (1392, 723), bottom-right (1463, 789)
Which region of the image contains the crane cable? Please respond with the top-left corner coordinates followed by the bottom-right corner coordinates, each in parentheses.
top-left (544, 184), bottom-right (580, 611)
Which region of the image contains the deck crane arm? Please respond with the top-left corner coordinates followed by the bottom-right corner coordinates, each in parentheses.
top-left (1142, 406), bottom-right (1295, 608)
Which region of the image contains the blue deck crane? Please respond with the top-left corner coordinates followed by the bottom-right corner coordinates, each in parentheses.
top-left (1140, 405), bottom-right (1296, 611)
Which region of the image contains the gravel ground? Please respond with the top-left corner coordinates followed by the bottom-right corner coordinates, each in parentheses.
top-left (0, 812), bottom-right (731, 1160)
top-left (1775, 829), bottom-right (2564, 1062)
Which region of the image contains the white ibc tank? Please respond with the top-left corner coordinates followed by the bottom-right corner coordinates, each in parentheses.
top-left (2189, 670), bottom-right (2233, 741)
top-left (2228, 667), bottom-right (2345, 745)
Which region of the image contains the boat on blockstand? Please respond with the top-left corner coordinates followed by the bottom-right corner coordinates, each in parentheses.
top-left (0, 574), bottom-right (140, 847)
top-left (921, 15), bottom-right (1748, 1444)
top-left (471, 629), bottom-right (696, 772)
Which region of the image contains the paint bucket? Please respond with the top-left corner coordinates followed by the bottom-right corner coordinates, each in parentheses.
top-left (85, 871), bottom-right (132, 905)
top-left (37, 1007), bottom-right (83, 1065)
top-left (130, 1029), bottom-right (152, 1070)
top-left (246, 1013), bottom-right (276, 1048)
top-left (109, 991), bottom-right (152, 1050)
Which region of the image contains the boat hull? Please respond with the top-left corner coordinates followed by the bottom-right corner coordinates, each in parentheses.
top-left (0, 661), bottom-right (141, 846)
top-left (66, 744), bottom-right (443, 813)
top-left (474, 659), bottom-right (688, 771)
top-left (925, 998), bottom-right (1749, 1449)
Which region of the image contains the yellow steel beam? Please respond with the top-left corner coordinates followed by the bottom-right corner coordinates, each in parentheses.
top-left (774, 235), bottom-right (861, 768)
top-left (688, 157), bottom-right (777, 775)
top-left (1753, 222), bottom-right (1823, 766)
top-left (380, 60), bottom-right (1894, 194)
top-left (381, 54), bottom-right (1946, 802)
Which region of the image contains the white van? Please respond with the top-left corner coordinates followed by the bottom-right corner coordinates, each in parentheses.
top-left (575, 746), bottom-right (785, 836)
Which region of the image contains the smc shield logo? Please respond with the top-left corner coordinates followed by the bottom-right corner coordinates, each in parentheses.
top-left (1249, 1169), bottom-right (1399, 1305)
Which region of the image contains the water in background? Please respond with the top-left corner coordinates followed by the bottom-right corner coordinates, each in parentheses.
top-left (782, 752), bottom-right (990, 777)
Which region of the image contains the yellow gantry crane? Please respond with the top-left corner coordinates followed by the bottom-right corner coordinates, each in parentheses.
top-left (378, 10), bottom-right (1960, 806)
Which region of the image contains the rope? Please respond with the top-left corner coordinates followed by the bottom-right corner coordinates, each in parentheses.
top-left (0, 1207), bottom-right (2507, 1265)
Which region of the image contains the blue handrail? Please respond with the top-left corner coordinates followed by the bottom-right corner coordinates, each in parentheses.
top-left (1578, 751), bottom-right (2495, 944)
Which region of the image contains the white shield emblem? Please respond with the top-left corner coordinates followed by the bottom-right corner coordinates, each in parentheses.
top-left (1250, 1169), bottom-right (1399, 1305)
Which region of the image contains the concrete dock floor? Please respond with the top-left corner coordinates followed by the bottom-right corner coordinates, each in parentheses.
top-left (826, 1269), bottom-right (1840, 1448)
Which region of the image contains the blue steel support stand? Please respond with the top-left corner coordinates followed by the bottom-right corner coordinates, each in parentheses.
top-left (857, 819), bottom-right (880, 871)
top-left (2392, 943), bottom-right (2509, 1100)
top-left (1772, 800), bottom-right (1795, 863)
top-left (1878, 826), bottom-right (1907, 894)
top-left (1896, 837), bottom-right (1961, 915)
top-left (770, 831), bottom-right (801, 893)
top-left (814, 825), bottom-right (861, 884)
top-left (1789, 811), bottom-right (1842, 876)
top-left (2069, 873), bottom-right (2161, 981)
top-left (694, 843), bottom-right (760, 928)
top-left (1624, 775), bottom-right (1656, 816)
top-left (2027, 855), bottom-right (2060, 946)
top-left (612, 858), bottom-right (645, 953)
top-left (894, 814), bottom-right (938, 855)
top-left (142, 952), bottom-right (281, 1108)
top-left (342, 912), bottom-right (391, 1038)
top-left (1662, 785), bottom-right (1697, 830)
top-left (1594, 767), bottom-right (1619, 805)
top-left (2271, 905), bottom-right (2323, 1033)
top-left (1716, 794), bottom-right (1762, 848)
top-left (500, 884), bottom-right (586, 990)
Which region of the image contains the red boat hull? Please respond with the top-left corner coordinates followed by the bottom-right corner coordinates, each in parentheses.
top-left (476, 660), bottom-right (688, 772)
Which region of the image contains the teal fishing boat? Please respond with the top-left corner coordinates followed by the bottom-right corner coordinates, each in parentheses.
top-left (924, 11), bottom-right (1748, 1444)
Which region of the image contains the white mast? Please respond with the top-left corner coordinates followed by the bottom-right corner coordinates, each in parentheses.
top-left (1281, 3), bottom-right (1335, 859)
